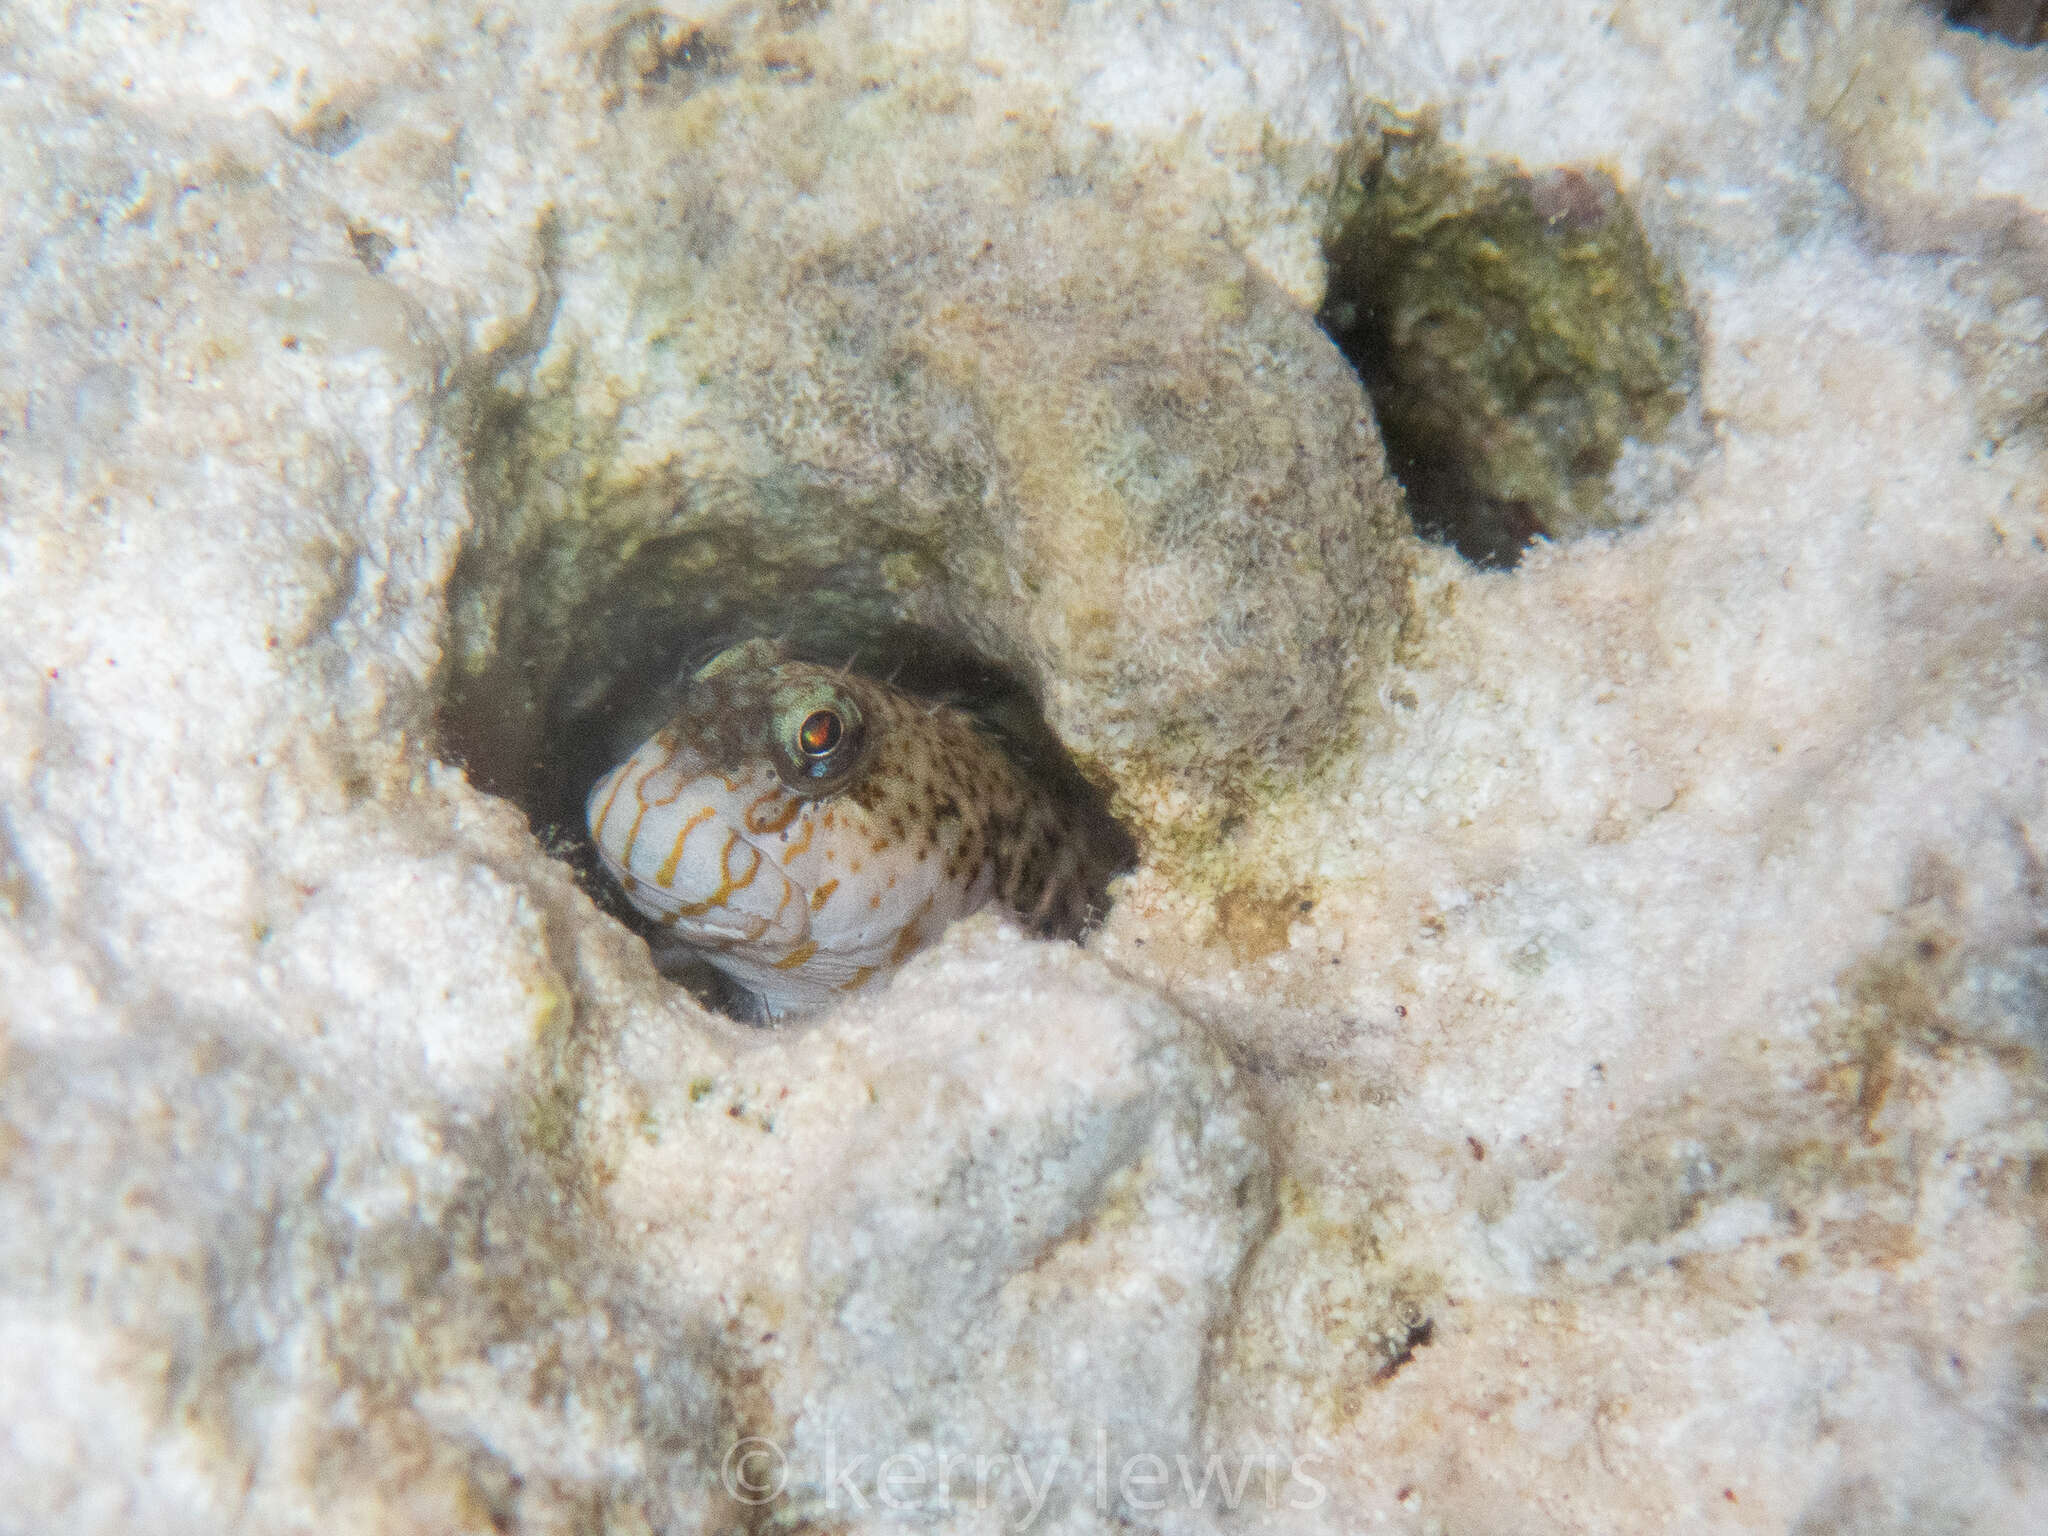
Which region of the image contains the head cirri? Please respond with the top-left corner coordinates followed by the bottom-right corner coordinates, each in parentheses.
top-left (585, 638), bottom-right (1106, 1017)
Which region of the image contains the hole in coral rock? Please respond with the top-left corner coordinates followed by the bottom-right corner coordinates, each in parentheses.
top-left (436, 412), bottom-right (1133, 1016)
top-left (1318, 117), bottom-right (1700, 567)
top-left (1937, 0), bottom-right (2047, 46)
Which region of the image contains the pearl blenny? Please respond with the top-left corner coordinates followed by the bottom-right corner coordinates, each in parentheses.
top-left (587, 639), bottom-right (1108, 1016)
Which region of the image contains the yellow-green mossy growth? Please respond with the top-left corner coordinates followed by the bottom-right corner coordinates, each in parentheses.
top-left (1321, 118), bottom-right (1700, 564)
top-left (436, 12), bottom-right (1419, 852)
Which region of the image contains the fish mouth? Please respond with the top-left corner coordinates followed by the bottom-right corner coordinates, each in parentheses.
top-left (585, 745), bottom-right (808, 948)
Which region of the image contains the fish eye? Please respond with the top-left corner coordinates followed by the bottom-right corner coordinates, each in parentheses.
top-left (771, 683), bottom-right (866, 794)
top-left (797, 708), bottom-right (842, 759)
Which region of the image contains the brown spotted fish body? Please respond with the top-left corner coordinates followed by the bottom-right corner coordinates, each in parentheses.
top-left (586, 639), bottom-right (1108, 1016)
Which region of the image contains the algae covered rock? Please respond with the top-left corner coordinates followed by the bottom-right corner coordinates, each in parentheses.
top-left (441, 19), bottom-right (1413, 844)
top-left (1319, 120), bottom-right (1699, 564)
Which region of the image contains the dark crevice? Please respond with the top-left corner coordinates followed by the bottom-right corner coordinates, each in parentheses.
top-left (1939, 0), bottom-right (2048, 46)
top-left (437, 490), bottom-right (1135, 1015)
top-left (1318, 119), bottom-right (1699, 567)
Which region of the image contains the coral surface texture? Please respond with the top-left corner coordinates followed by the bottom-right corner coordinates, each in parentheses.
top-left (3, 0), bottom-right (2047, 1532)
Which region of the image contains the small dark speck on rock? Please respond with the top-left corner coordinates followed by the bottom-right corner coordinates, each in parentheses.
top-left (1374, 1317), bottom-right (1436, 1382)
top-left (290, 100), bottom-right (361, 155)
top-left (348, 225), bottom-right (396, 274)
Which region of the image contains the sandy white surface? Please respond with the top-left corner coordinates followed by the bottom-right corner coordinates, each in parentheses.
top-left (3, 1), bottom-right (2046, 1532)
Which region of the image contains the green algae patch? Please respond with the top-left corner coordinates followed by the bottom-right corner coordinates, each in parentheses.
top-left (437, 25), bottom-right (1417, 891)
top-left (1320, 119), bottom-right (1699, 565)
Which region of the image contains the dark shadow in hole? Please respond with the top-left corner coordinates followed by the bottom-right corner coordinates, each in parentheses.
top-left (1317, 125), bottom-right (1698, 569)
top-left (1315, 287), bottom-right (1549, 570)
top-left (1939, 0), bottom-right (2047, 46)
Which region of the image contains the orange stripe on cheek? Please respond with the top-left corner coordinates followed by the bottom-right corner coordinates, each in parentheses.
top-left (638, 759), bottom-right (694, 809)
top-left (655, 806), bottom-right (716, 888)
top-left (619, 802), bottom-right (649, 867)
top-left (621, 761), bottom-right (697, 866)
top-left (771, 939), bottom-right (818, 971)
top-left (809, 878), bottom-right (838, 912)
top-left (746, 790), bottom-right (801, 835)
top-left (782, 817), bottom-right (816, 863)
top-left (724, 832), bottom-right (761, 888)
top-left (888, 897), bottom-right (936, 965)
top-left (673, 832), bottom-right (763, 917)
top-left (837, 964), bottom-right (877, 992)
top-left (590, 765), bottom-right (629, 846)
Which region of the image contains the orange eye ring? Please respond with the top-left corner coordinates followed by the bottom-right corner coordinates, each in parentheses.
top-left (797, 708), bottom-right (843, 758)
